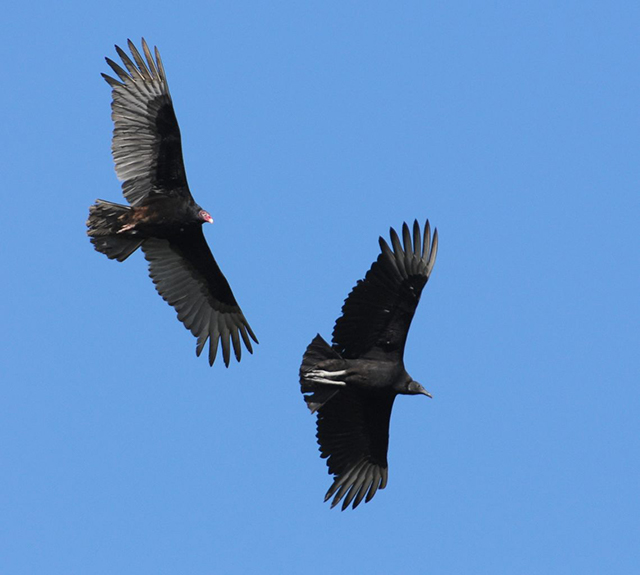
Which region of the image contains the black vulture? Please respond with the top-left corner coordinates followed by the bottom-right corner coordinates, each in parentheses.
top-left (299, 220), bottom-right (438, 510)
top-left (87, 39), bottom-right (257, 366)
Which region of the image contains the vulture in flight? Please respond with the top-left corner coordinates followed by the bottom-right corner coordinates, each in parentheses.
top-left (300, 220), bottom-right (438, 510)
top-left (87, 39), bottom-right (257, 366)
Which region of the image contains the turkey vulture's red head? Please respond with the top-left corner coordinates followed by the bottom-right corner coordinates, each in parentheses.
top-left (199, 209), bottom-right (213, 224)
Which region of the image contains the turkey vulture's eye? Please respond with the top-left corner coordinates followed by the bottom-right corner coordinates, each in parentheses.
top-left (199, 210), bottom-right (213, 224)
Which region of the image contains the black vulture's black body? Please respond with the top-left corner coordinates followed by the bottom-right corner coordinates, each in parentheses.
top-left (300, 220), bottom-right (438, 510)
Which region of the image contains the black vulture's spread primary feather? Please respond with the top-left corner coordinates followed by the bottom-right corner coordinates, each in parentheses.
top-left (87, 39), bottom-right (257, 366)
top-left (300, 220), bottom-right (438, 510)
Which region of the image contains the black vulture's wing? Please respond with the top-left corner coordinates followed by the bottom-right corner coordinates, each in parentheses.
top-left (141, 229), bottom-right (257, 366)
top-left (102, 39), bottom-right (192, 206)
top-left (316, 388), bottom-right (395, 510)
top-left (332, 220), bottom-right (438, 360)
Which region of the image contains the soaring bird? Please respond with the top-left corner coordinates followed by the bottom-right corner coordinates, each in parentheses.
top-left (300, 220), bottom-right (438, 510)
top-left (87, 39), bottom-right (257, 366)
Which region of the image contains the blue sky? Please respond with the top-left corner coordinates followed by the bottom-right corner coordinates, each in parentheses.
top-left (1, 1), bottom-right (638, 573)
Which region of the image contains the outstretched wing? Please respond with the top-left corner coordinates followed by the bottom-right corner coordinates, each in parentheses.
top-left (315, 388), bottom-right (395, 510)
top-left (332, 220), bottom-right (438, 360)
top-left (141, 229), bottom-right (258, 366)
top-left (102, 39), bottom-right (192, 206)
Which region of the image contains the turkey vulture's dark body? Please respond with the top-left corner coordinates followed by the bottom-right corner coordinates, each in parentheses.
top-left (299, 220), bottom-right (438, 510)
top-left (87, 39), bottom-right (257, 366)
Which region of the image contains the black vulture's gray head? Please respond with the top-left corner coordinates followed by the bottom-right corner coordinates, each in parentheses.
top-left (406, 379), bottom-right (433, 398)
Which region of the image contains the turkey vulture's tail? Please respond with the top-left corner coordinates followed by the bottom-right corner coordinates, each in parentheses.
top-left (300, 334), bottom-right (347, 413)
top-left (87, 200), bottom-right (143, 262)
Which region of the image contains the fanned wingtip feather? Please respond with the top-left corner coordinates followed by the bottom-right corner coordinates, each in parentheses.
top-left (325, 460), bottom-right (367, 510)
top-left (127, 39), bottom-right (152, 82)
top-left (380, 466), bottom-right (389, 490)
top-left (154, 45), bottom-right (168, 93)
top-left (378, 237), bottom-right (400, 277)
top-left (238, 323), bottom-right (254, 354)
top-left (101, 72), bottom-right (122, 88)
top-left (412, 219), bottom-right (422, 256)
top-left (247, 323), bottom-right (259, 344)
top-left (115, 44), bottom-right (140, 79)
top-left (341, 469), bottom-right (369, 510)
top-left (104, 57), bottom-right (129, 83)
top-left (389, 227), bottom-right (407, 276)
top-left (141, 38), bottom-right (158, 78)
top-left (321, 460), bottom-right (387, 511)
top-left (428, 227), bottom-right (438, 272)
top-left (422, 219), bottom-right (431, 260)
top-left (401, 222), bottom-right (415, 272)
top-left (220, 326), bottom-right (231, 367)
top-left (195, 333), bottom-right (209, 357)
top-left (402, 222), bottom-right (412, 254)
top-left (351, 467), bottom-right (374, 509)
top-left (365, 473), bottom-right (381, 503)
top-left (208, 333), bottom-right (220, 366)
top-left (230, 323), bottom-right (242, 363)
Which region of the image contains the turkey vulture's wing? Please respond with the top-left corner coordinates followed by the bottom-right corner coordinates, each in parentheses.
top-left (316, 388), bottom-right (395, 510)
top-left (102, 39), bottom-right (193, 206)
top-left (141, 229), bottom-right (257, 366)
top-left (332, 220), bottom-right (438, 360)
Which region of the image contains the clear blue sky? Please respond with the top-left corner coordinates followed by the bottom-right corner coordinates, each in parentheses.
top-left (1, 2), bottom-right (638, 573)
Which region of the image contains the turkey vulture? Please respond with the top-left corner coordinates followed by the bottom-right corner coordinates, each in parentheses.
top-left (87, 39), bottom-right (257, 366)
top-left (299, 220), bottom-right (438, 510)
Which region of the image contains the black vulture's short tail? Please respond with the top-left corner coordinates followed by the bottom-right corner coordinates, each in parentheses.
top-left (87, 200), bottom-right (143, 262)
top-left (300, 334), bottom-right (346, 413)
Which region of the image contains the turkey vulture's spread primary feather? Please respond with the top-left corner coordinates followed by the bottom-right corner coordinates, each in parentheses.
top-left (300, 220), bottom-right (438, 510)
top-left (87, 39), bottom-right (257, 366)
